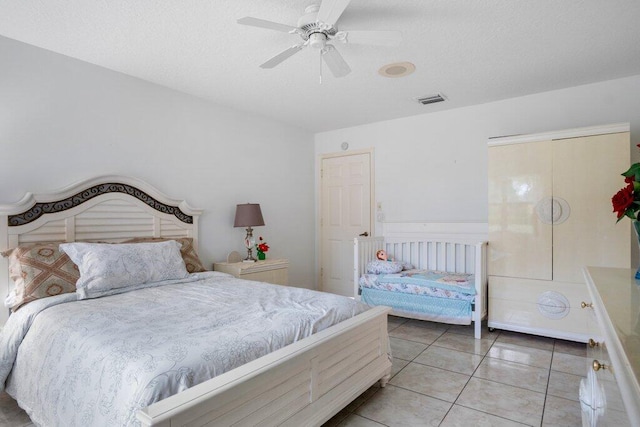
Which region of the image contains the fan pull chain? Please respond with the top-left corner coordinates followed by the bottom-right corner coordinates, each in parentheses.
top-left (319, 49), bottom-right (323, 85)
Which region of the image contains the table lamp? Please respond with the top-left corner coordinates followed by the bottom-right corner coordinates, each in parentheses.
top-left (233, 203), bottom-right (265, 261)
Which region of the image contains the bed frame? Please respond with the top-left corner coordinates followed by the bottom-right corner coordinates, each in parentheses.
top-left (354, 222), bottom-right (488, 339)
top-left (0, 175), bottom-right (391, 426)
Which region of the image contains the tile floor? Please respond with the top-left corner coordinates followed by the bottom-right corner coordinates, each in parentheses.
top-left (323, 316), bottom-right (589, 427)
top-left (1, 316), bottom-right (589, 427)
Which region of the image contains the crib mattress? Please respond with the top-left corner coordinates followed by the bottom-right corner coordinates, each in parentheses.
top-left (359, 270), bottom-right (476, 325)
top-left (359, 270), bottom-right (476, 301)
top-left (361, 287), bottom-right (472, 325)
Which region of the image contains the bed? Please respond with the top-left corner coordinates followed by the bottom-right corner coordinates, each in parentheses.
top-left (0, 175), bottom-right (391, 427)
top-left (354, 223), bottom-right (488, 339)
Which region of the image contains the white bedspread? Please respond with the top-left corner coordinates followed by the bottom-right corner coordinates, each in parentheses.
top-left (0, 272), bottom-right (370, 426)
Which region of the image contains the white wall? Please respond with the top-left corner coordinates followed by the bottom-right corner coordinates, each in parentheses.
top-left (315, 75), bottom-right (640, 233)
top-left (0, 36), bottom-right (316, 288)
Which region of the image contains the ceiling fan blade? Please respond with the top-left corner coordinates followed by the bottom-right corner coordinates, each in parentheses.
top-left (260, 44), bottom-right (306, 69)
top-left (340, 30), bottom-right (403, 46)
top-left (322, 45), bottom-right (351, 78)
top-left (237, 16), bottom-right (298, 33)
top-left (317, 0), bottom-right (352, 26)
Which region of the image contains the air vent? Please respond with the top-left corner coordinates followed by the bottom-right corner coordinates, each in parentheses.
top-left (416, 94), bottom-right (446, 105)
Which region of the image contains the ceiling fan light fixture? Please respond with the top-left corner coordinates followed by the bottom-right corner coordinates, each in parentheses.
top-left (238, 0), bottom-right (404, 79)
top-left (378, 62), bottom-right (415, 78)
top-left (309, 32), bottom-right (328, 49)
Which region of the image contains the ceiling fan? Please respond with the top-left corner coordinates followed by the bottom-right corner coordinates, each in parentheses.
top-left (237, 0), bottom-right (402, 80)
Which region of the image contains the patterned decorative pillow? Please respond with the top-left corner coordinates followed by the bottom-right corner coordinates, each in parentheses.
top-left (123, 237), bottom-right (206, 273)
top-left (1, 243), bottom-right (79, 310)
top-left (366, 260), bottom-right (404, 274)
top-left (60, 240), bottom-right (189, 300)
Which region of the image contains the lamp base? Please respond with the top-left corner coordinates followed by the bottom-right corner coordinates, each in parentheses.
top-left (244, 227), bottom-right (257, 261)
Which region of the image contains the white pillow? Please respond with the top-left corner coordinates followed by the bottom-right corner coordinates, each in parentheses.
top-left (366, 260), bottom-right (404, 274)
top-left (60, 241), bottom-right (188, 299)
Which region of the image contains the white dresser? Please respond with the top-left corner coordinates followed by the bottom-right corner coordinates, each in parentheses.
top-left (583, 267), bottom-right (639, 426)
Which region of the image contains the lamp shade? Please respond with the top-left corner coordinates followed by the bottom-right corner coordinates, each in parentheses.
top-left (234, 203), bottom-right (265, 227)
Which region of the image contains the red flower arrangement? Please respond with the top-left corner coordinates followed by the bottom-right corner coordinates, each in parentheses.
top-left (612, 144), bottom-right (640, 222)
top-left (256, 236), bottom-right (269, 254)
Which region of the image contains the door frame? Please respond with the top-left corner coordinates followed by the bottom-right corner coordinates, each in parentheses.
top-left (316, 148), bottom-right (375, 291)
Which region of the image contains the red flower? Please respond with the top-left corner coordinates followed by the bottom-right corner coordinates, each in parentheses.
top-left (612, 185), bottom-right (634, 219)
top-left (625, 175), bottom-right (635, 189)
top-left (612, 144), bottom-right (640, 222)
top-left (256, 236), bottom-right (269, 253)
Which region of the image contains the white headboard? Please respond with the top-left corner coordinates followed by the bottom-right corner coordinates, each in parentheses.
top-left (0, 175), bottom-right (202, 326)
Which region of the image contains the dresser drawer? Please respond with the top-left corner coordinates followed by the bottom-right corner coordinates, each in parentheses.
top-left (581, 339), bottom-right (632, 425)
top-left (488, 276), bottom-right (590, 340)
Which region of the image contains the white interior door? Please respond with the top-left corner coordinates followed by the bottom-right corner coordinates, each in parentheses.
top-left (320, 152), bottom-right (372, 297)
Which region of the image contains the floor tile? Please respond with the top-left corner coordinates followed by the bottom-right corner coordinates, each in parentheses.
top-left (551, 352), bottom-right (589, 376)
top-left (495, 330), bottom-right (555, 352)
top-left (553, 339), bottom-right (587, 357)
top-left (389, 337), bottom-right (428, 361)
top-left (487, 341), bottom-right (553, 369)
top-left (405, 319), bottom-right (450, 332)
top-left (547, 370), bottom-right (582, 401)
top-left (413, 345), bottom-right (483, 375)
top-left (440, 404), bottom-right (528, 426)
top-left (356, 384), bottom-right (452, 427)
top-left (390, 362), bottom-right (470, 402)
top-left (387, 315), bottom-right (409, 332)
top-left (447, 322), bottom-right (499, 341)
top-left (337, 414), bottom-right (386, 426)
top-left (345, 384), bottom-right (380, 412)
top-left (433, 331), bottom-right (494, 355)
top-left (473, 357), bottom-right (549, 393)
top-left (323, 409), bottom-right (351, 427)
top-left (456, 377), bottom-right (545, 426)
top-left (541, 395), bottom-right (582, 427)
top-left (389, 323), bottom-right (445, 345)
top-left (390, 356), bottom-right (410, 379)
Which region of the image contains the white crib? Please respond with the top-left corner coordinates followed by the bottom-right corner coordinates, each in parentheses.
top-left (354, 223), bottom-right (488, 339)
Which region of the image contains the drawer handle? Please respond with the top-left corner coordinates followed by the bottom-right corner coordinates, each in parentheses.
top-left (588, 339), bottom-right (600, 348)
top-left (592, 359), bottom-right (607, 372)
top-left (581, 301), bottom-right (593, 309)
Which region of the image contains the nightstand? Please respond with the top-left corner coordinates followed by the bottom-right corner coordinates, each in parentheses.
top-left (213, 258), bottom-right (289, 285)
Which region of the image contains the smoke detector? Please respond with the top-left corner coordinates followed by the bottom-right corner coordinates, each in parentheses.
top-left (378, 62), bottom-right (415, 78)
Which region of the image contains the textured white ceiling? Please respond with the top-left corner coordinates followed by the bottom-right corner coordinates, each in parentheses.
top-left (1, 0), bottom-right (639, 132)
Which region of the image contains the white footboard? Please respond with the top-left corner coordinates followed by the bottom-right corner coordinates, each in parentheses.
top-left (354, 225), bottom-right (488, 339)
top-left (137, 306), bottom-right (392, 427)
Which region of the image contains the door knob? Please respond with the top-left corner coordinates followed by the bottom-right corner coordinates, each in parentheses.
top-left (359, 231), bottom-right (369, 237)
top-left (592, 360), bottom-right (607, 372)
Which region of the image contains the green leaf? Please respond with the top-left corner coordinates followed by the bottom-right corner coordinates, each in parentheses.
top-left (622, 163), bottom-right (640, 177)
